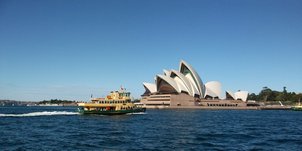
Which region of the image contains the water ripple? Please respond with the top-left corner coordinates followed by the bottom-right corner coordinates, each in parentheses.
top-left (1, 107), bottom-right (302, 150)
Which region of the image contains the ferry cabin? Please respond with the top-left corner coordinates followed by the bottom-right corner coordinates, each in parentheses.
top-left (78, 91), bottom-right (136, 112)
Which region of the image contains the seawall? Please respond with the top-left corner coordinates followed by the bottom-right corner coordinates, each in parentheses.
top-left (145, 105), bottom-right (292, 110)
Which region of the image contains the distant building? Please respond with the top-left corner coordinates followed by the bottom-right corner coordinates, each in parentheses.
top-left (141, 60), bottom-right (249, 108)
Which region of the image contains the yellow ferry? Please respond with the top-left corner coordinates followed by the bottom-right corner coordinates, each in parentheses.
top-left (77, 89), bottom-right (146, 115)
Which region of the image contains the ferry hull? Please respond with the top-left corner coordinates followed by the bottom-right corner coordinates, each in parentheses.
top-left (78, 107), bottom-right (146, 115)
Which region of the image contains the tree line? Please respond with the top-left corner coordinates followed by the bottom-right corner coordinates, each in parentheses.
top-left (38, 99), bottom-right (77, 104)
top-left (248, 87), bottom-right (302, 104)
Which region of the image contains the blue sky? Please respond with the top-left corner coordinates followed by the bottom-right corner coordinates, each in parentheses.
top-left (0, 0), bottom-right (301, 101)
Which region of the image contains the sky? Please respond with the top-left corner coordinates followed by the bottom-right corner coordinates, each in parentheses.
top-left (0, 0), bottom-right (301, 101)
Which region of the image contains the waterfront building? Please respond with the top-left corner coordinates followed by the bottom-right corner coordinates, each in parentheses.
top-left (141, 60), bottom-right (249, 108)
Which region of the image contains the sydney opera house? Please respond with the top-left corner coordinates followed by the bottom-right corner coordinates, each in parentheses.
top-left (141, 60), bottom-right (249, 108)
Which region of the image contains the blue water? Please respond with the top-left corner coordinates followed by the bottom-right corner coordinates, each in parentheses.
top-left (1, 107), bottom-right (302, 150)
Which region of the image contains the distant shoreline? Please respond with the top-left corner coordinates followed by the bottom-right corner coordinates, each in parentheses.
top-left (0, 100), bottom-right (78, 107)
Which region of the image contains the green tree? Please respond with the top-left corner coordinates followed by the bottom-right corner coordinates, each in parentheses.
top-left (282, 86), bottom-right (289, 101)
top-left (248, 93), bottom-right (257, 100)
top-left (250, 87), bottom-right (300, 105)
top-left (275, 93), bottom-right (284, 101)
top-left (258, 87), bottom-right (272, 101)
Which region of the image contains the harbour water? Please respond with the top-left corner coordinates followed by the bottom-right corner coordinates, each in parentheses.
top-left (1, 106), bottom-right (302, 150)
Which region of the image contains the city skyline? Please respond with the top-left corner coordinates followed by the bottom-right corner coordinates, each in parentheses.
top-left (0, 0), bottom-right (301, 101)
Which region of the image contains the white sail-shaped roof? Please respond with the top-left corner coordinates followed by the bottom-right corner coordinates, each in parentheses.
top-left (170, 70), bottom-right (192, 95)
top-left (205, 81), bottom-right (222, 98)
top-left (226, 90), bottom-right (249, 102)
top-left (234, 91), bottom-right (249, 102)
top-left (143, 82), bottom-right (157, 93)
top-left (184, 74), bottom-right (201, 96)
top-left (142, 60), bottom-right (229, 99)
top-left (173, 76), bottom-right (189, 94)
top-left (179, 60), bottom-right (205, 98)
top-left (156, 75), bottom-right (180, 94)
top-left (163, 69), bottom-right (171, 77)
top-left (226, 91), bottom-right (235, 100)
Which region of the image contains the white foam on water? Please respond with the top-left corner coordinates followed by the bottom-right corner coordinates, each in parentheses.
top-left (126, 112), bottom-right (147, 115)
top-left (0, 111), bottom-right (79, 117)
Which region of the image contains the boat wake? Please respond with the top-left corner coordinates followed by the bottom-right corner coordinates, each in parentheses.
top-left (126, 112), bottom-right (147, 115)
top-left (0, 111), bottom-right (79, 117)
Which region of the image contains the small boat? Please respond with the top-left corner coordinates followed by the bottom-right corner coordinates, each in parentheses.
top-left (77, 89), bottom-right (146, 115)
top-left (291, 98), bottom-right (302, 111)
top-left (291, 105), bottom-right (302, 111)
